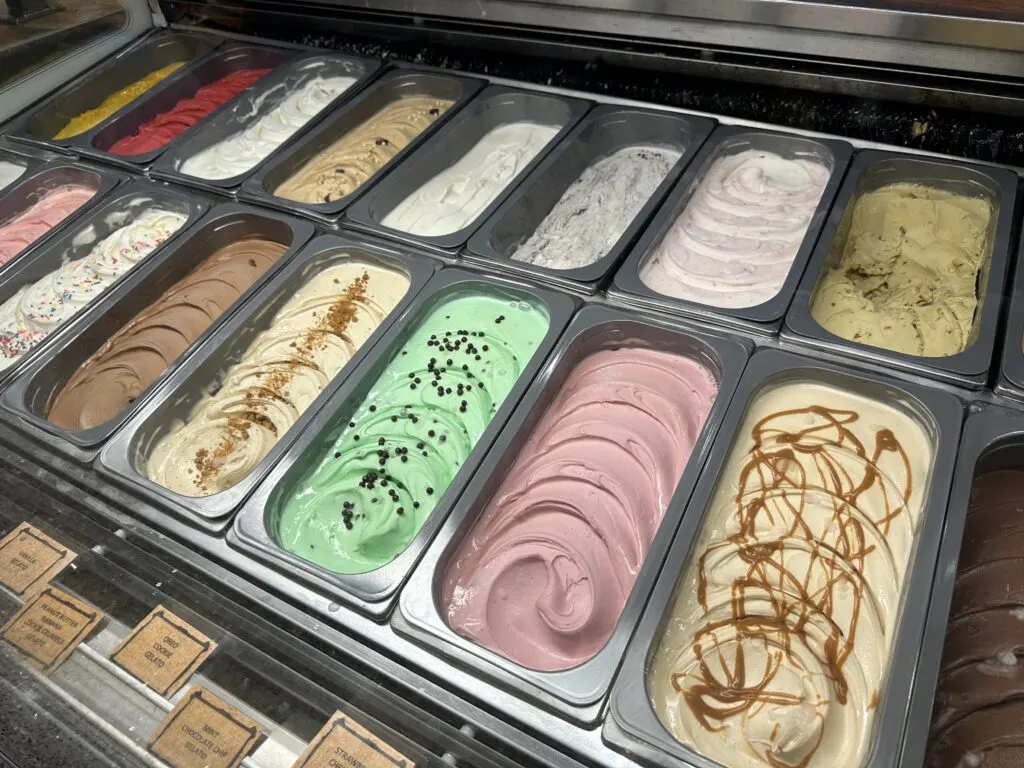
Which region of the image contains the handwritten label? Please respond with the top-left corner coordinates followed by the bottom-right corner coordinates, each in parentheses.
top-left (1, 586), bottom-right (101, 673)
top-left (148, 686), bottom-right (262, 768)
top-left (109, 605), bottom-right (217, 698)
top-left (294, 710), bottom-right (413, 768)
top-left (0, 523), bottom-right (75, 596)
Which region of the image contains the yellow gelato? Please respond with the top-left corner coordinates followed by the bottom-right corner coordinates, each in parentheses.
top-left (54, 61), bottom-right (185, 139)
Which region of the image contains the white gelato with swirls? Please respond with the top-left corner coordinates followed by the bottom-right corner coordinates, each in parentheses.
top-left (382, 121), bottom-right (560, 237)
top-left (179, 72), bottom-right (357, 180)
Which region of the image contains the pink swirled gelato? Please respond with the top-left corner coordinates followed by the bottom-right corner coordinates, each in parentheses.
top-left (639, 148), bottom-right (829, 309)
top-left (0, 184), bottom-right (96, 265)
top-left (441, 344), bottom-right (718, 671)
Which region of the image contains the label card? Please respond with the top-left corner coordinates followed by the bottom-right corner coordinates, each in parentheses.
top-left (0, 523), bottom-right (76, 596)
top-left (108, 605), bottom-right (217, 698)
top-left (148, 686), bottom-right (262, 768)
top-left (294, 710), bottom-right (414, 768)
top-left (1, 586), bottom-right (101, 673)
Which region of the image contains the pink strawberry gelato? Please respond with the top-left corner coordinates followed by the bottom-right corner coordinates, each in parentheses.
top-left (441, 344), bottom-right (718, 671)
top-left (0, 184), bottom-right (95, 265)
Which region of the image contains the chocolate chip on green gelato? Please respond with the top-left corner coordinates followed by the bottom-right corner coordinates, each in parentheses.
top-left (46, 236), bottom-right (287, 431)
top-left (273, 289), bottom-right (550, 575)
top-left (273, 95), bottom-right (453, 204)
top-left (811, 183), bottom-right (991, 357)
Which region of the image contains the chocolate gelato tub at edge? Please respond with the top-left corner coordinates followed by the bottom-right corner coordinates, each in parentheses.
top-left (393, 304), bottom-right (750, 724)
top-left (5, 31), bottom-right (218, 152)
top-left (0, 161), bottom-right (125, 275)
top-left (463, 105), bottom-right (715, 294)
top-left (0, 203), bottom-right (315, 464)
top-left (609, 125), bottom-right (852, 335)
top-left (0, 178), bottom-right (206, 385)
top-left (344, 85), bottom-right (591, 254)
top-left (80, 45), bottom-right (292, 170)
top-left (150, 51), bottom-right (382, 193)
top-left (784, 150), bottom-right (1016, 388)
top-left (603, 347), bottom-right (962, 768)
top-left (96, 233), bottom-right (438, 533)
top-left (900, 406), bottom-right (1024, 768)
top-left (239, 68), bottom-right (486, 225)
top-left (228, 268), bottom-right (577, 618)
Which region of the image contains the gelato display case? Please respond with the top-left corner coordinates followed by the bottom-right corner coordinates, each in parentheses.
top-left (1, 2), bottom-right (1024, 768)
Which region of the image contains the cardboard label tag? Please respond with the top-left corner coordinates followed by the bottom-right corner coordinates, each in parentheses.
top-left (294, 710), bottom-right (413, 768)
top-left (0, 523), bottom-right (76, 596)
top-left (108, 605), bottom-right (217, 698)
top-left (148, 686), bottom-right (262, 768)
top-left (1, 585), bottom-right (101, 673)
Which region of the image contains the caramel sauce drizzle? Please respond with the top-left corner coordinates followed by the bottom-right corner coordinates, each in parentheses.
top-left (673, 405), bottom-right (913, 767)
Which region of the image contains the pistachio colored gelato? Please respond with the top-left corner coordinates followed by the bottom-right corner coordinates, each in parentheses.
top-left (54, 62), bottom-right (185, 139)
top-left (810, 183), bottom-right (991, 357)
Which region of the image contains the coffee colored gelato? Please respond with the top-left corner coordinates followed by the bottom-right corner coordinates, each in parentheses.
top-left (639, 149), bottom-right (829, 308)
top-left (382, 121), bottom-right (560, 237)
top-left (0, 207), bottom-right (187, 370)
top-left (54, 62), bottom-right (185, 140)
top-left (647, 380), bottom-right (933, 768)
top-left (274, 95), bottom-right (453, 204)
top-left (0, 184), bottom-right (96, 266)
top-left (927, 468), bottom-right (1024, 768)
top-left (146, 260), bottom-right (410, 497)
top-left (811, 183), bottom-right (991, 357)
top-left (511, 145), bottom-right (681, 271)
top-left (47, 236), bottom-right (286, 431)
top-left (443, 345), bottom-right (717, 671)
top-left (273, 289), bottom-right (550, 575)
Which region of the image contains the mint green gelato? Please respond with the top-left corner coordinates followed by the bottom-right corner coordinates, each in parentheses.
top-left (273, 288), bottom-right (550, 574)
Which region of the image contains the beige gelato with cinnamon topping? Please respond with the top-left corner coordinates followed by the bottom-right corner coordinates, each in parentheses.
top-left (146, 258), bottom-right (409, 496)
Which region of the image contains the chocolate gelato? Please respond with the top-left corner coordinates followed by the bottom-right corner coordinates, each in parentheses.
top-left (47, 236), bottom-right (287, 431)
top-left (927, 468), bottom-right (1024, 768)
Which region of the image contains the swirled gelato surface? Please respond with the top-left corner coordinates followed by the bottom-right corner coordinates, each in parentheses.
top-left (0, 207), bottom-right (187, 370)
top-left (810, 183), bottom-right (991, 358)
top-left (47, 236), bottom-right (286, 431)
top-left (639, 149), bottom-right (829, 308)
top-left (926, 468), bottom-right (1024, 768)
top-left (54, 62), bottom-right (185, 140)
top-left (648, 380), bottom-right (932, 768)
top-left (381, 121), bottom-right (560, 237)
top-left (442, 345), bottom-right (717, 671)
top-left (512, 145), bottom-right (681, 271)
top-left (0, 184), bottom-right (96, 266)
top-left (147, 260), bottom-right (410, 497)
top-left (108, 68), bottom-right (272, 156)
top-left (0, 161), bottom-right (26, 193)
top-left (179, 71), bottom-right (358, 180)
top-left (274, 95), bottom-right (453, 204)
top-left (273, 289), bottom-right (549, 575)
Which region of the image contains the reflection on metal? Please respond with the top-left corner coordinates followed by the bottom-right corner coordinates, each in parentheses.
top-left (266, 0), bottom-right (1024, 76)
